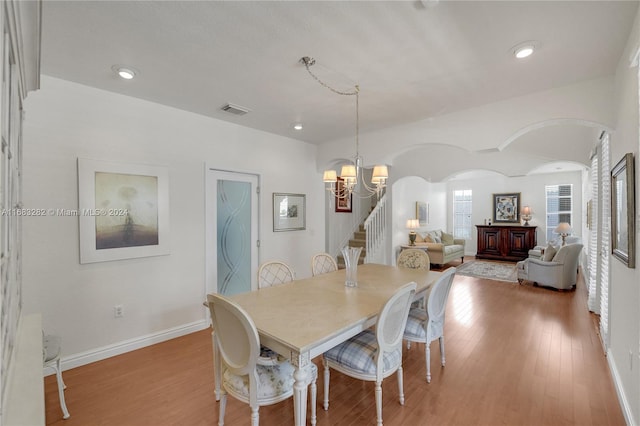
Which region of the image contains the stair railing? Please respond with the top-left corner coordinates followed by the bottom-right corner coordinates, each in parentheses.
top-left (364, 193), bottom-right (387, 264)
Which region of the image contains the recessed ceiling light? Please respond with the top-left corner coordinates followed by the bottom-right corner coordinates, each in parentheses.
top-left (511, 41), bottom-right (538, 59)
top-left (293, 123), bottom-right (303, 130)
top-left (111, 65), bottom-right (138, 80)
top-left (515, 46), bottom-right (534, 59)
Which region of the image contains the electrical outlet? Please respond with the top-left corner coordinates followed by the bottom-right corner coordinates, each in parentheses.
top-left (114, 304), bottom-right (124, 318)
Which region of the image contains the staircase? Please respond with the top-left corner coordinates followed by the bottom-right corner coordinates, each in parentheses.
top-left (336, 224), bottom-right (367, 269)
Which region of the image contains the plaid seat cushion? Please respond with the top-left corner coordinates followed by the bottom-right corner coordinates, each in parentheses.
top-left (324, 329), bottom-right (401, 375)
top-left (223, 362), bottom-right (317, 401)
top-left (404, 308), bottom-right (428, 339)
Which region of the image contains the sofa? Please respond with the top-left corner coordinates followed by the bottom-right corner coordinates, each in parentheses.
top-left (412, 229), bottom-right (465, 266)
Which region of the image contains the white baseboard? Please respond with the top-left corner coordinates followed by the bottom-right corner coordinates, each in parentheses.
top-left (48, 320), bottom-right (210, 374)
top-left (607, 348), bottom-right (636, 426)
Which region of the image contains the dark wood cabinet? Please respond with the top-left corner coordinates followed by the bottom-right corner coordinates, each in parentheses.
top-left (476, 225), bottom-right (537, 262)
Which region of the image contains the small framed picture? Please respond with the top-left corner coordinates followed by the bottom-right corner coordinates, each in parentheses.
top-left (335, 177), bottom-right (352, 213)
top-left (416, 201), bottom-right (429, 226)
top-left (273, 193), bottom-right (306, 231)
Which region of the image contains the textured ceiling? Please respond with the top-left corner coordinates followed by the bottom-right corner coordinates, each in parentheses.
top-left (40, 1), bottom-right (637, 149)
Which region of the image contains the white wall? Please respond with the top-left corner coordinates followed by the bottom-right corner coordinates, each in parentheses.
top-left (21, 76), bottom-right (325, 361)
top-left (390, 176), bottom-right (446, 263)
top-left (608, 6), bottom-right (640, 424)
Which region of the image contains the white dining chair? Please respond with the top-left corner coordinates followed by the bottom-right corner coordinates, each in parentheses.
top-left (322, 282), bottom-right (417, 426)
top-left (397, 249), bottom-right (431, 270)
top-left (207, 293), bottom-right (317, 426)
top-left (403, 267), bottom-right (456, 383)
top-left (257, 261), bottom-right (295, 288)
top-left (311, 253), bottom-right (338, 276)
top-left (43, 333), bottom-right (70, 419)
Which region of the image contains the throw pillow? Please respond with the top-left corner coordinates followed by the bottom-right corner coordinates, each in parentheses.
top-left (543, 244), bottom-right (557, 262)
top-left (432, 236), bottom-right (442, 244)
top-left (441, 232), bottom-right (454, 245)
top-left (424, 234), bottom-right (434, 243)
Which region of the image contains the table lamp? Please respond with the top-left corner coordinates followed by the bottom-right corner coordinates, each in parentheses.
top-left (555, 222), bottom-right (572, 245)
top-left (406, 219), bottom-right (420, 246)
top-left (521, 206), bottom-right (532, 226)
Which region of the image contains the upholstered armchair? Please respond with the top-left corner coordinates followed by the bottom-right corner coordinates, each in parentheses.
top-left (517, 243), bottom-right (583, 290)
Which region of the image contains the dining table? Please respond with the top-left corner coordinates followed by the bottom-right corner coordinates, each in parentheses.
top-left (212, 263), bottom-right (444, 426)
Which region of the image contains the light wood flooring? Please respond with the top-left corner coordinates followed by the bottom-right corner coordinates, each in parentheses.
top-left (45, 258), bottom-right (625, 425)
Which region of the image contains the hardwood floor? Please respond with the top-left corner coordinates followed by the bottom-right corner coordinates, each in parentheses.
top-left (45, 259), bottom-right (625, 425)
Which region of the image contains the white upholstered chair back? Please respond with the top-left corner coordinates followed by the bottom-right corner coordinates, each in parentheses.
top-left (258, 261), bottom-right (295, 288)
top-left (207, 293), bottom-right (259, 379)
top-left (375, 282), bottom-right (417, 374)
top-left (397, 249), bottom-right (431, 270)
top-left (311, 253), bottom-right (338, 276)
top-left (427, 267), bottom-right (456, 324)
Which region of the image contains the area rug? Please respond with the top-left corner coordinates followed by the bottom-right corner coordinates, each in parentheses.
top-left (455, 260), bottom-right (518, 283)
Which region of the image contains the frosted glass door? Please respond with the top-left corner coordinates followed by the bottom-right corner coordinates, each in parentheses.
top-left (206, 170), bottom-right (258, 298)
top-left (217, 179), bottom-right (251, 295)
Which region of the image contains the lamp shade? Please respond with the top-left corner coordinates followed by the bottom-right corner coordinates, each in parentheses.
top-left (555, 222), bottom-right (572, 234)
top-left (371, 165), bottom-right (388, 184)
top-left (340, 164), bottom-right (357, 180)
top-left (406, 219), bottom-right (419, 230)
top-left (521, 206), bottom-right (532, 216)
top-left (323, 170), bottom-right (337, 183)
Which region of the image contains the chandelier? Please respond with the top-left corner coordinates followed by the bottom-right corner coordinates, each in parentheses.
top-left (300, 56), bottom-right (388, 200)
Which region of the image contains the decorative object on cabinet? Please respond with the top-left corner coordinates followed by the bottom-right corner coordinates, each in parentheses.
top-left (78, 158), bottom-right (170, 264)
top-left (416, 201), bottom-right (429, 226)
top-left (334, 178), bottom-right (352, 212)
top-left (273, 193), bottom-right (306, 231)
top-left (521, 205), bottom-right (532, 226)
top-left (476, 225), bottom-right (537, 262)
top-left (611, 153), bottom-right (635, 268)
top-left (301, 56), bottom-right (388, 201)
top-left (406, 219), bottom-right (420, 246)
top-left (492, 192), bottom-right (521, 223)
top-left (554, 222), bottom-right (572, 246)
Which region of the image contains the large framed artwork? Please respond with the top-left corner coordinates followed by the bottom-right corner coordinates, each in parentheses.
top-left (416, 201), bottom-right (429, 226)
top-left (335, 177), bottom-right (352, 213)
top-left (273, 193), bottom-right (306, 231)
top-left (493, 192), bottom-right (521, 223)
top-left (611, 153), bottom-right (635, 268)
top-left (78, 159), bottom-right (170, 263)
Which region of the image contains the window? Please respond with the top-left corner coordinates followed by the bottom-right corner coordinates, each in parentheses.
top-left (545, 184), bottom-right (573, 242)
top-left (453, 189), bottom-right (472, 239)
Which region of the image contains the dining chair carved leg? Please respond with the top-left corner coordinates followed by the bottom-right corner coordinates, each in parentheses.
top-left (440, 336), bottom-right (446, 367)
top-left (53, 357), bottom-right (70, 419)
top-left (397, 364), bottom-right (405, 405)
top-left (218, 390), bottom-right (227, 425)
top-left (322, 358), bottom-right (330, 410)
top-left (425, 343), bottom-right (432, 383)
top-left (310, 376), bottom-right (317, 426)
top-left (251, 406), bottom-right (259, 426)
top-left (375, 380), bottom-right (383, 426)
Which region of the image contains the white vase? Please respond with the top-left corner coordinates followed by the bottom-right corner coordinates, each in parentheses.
top-left (341, 246), bottom-right (362, 288)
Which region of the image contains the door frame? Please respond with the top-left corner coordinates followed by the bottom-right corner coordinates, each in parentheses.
top-left (205, 166), bottom-right (260, 303)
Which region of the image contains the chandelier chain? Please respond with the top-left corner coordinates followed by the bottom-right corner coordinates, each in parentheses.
top-left (300, 57), bottom-right (360, 155)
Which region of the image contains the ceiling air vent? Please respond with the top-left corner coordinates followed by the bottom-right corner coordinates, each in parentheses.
top-left (221, 103), bottom-right (250, 116)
